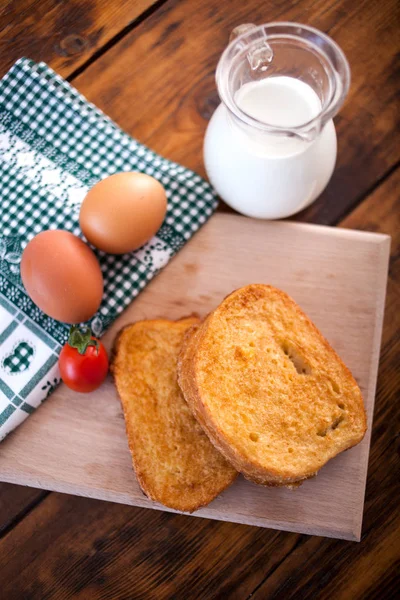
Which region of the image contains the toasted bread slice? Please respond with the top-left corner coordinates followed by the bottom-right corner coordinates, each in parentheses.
top-left (177, 285), bottom-right (367, 485)
top-left (112, 317), bottom-right (237, 512)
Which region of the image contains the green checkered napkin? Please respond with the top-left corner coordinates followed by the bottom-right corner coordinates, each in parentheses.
top-left (0, 58), bottom-right (217, 441)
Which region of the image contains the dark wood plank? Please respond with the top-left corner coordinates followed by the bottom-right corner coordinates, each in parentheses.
top-left (0, 483), bottom-right (47, 536)
top-left (342, 167), bottom-right (400, 281)
top-left (0, 493), bottom-right (300, 599)
top-left (0, 0), bottom-right (163, 78)
top-left (250, 168), bottom-right (400, 599)
top-left (0, 170), bottom-right (397, 600)
top-left (71, 0), bottom-right (400, 225)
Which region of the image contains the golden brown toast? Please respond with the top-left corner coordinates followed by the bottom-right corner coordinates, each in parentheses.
top-left (177, 285), bottom-right (367, 485)
top-left (111, 317), bottom-right (237, 512)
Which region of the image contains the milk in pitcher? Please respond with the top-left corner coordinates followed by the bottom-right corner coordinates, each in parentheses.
top-left (203, 23), bottom-right (350, 219)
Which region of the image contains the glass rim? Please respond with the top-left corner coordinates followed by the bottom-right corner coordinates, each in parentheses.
top-left (216, 22), bottom-right (351, 136)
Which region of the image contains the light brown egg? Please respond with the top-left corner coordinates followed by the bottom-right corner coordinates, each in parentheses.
top-left (21, 230), bottom-right (103, 324)
top-left (79, 172), bottom-right (167, 254)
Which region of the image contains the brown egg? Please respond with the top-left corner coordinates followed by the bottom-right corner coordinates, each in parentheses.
top-left (79, 172), bottom-right (167, 254)
top-left (21, 230), bottom-right (103, 324)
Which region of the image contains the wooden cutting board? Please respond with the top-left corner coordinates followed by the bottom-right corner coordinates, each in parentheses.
top-left (0, 214), bottom-right (390, 541)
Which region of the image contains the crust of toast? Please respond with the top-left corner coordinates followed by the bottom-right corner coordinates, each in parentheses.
top-left (111, 317), bottom-right (237, 512)
top-left (177, 285), bottom-right (367, 485)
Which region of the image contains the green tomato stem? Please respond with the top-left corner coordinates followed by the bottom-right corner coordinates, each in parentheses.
top-left (67, 325), bottom-right (99, 355)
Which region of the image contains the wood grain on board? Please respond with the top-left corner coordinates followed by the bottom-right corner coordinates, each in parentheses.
top-left (0, 0), bottom-right (161, 78)
top-left (0, 216), bottom-right (390, 542)
top-left (0, 196), bottom-right (397, 597)
top-left (70, 0), bottom-right (400, 225)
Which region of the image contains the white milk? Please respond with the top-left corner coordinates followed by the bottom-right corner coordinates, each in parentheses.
top-left (204, 76), bottom-right (337, 218)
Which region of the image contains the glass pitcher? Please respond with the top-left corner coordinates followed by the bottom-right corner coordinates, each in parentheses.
top-left (203, 22), bottom-right (350, 219)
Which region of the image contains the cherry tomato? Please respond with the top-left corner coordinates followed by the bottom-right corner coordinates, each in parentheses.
top-left (59, 326), bottom-right (109, 393)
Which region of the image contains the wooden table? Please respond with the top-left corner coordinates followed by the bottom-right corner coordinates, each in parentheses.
top-left (0, 1), bottom-right (399, 598)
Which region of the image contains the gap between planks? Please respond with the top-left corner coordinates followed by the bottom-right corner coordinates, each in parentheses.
top-left (66, 0), bottom-right (171, 83)
top-left (245, 535), bottom-right (307, 600)
top-left (332, 160), bottom-right (400, 226)
top-left (0, 491), bottom-right (50, 541)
